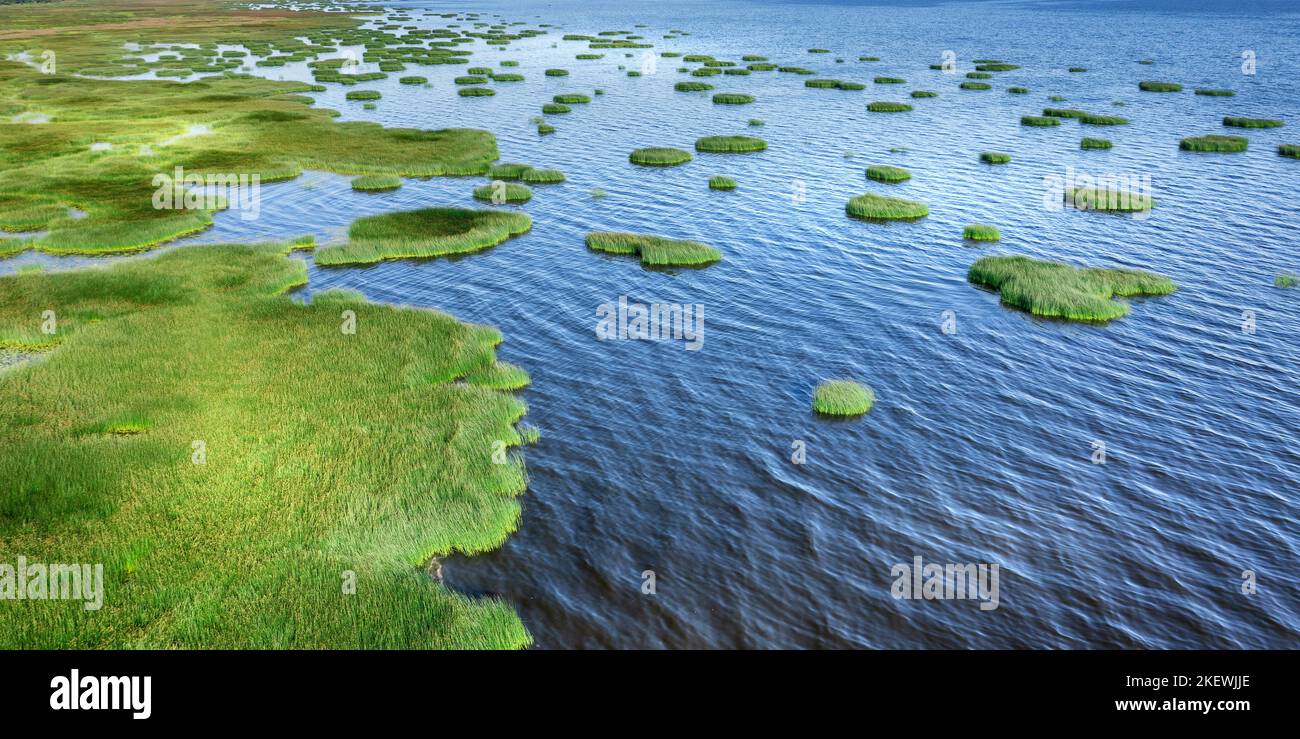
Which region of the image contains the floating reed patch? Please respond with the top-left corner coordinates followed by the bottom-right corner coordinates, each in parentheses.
top-left (1279, 144), bottom-right (1300, 159)
top-left (712, 93), bottom-right (755, 104)
top-left (1195, 88), bottom-right (1234, 96)
top-left (1007, 86), bottom-right (1029, 94)
top-left (874, 76), bottom-right (906, 84)
top-left (629, 147), bottom-right (693, 166)
top-left (520, 168), bottom-right (565, 184)
top-left (980, 152), bottom-right (1011, 164)
top-left (1223, 116), bottom-right (1284, 128)
top-left (845, 193), bottom-right (928, 221)
top-left (1081, 137), bottom-right (1113, 149)
top-left (316, 207), bottom-right (532, 265)
top-left (695, 135), bottom-right (767, 152)
top-left (346, 90), bottom-right (381, 100)
top-left (1021, 115), bottom-right (1061, 126)
top-left (708, 175), bottom-right (737, 190)
top-left (542, 103), bottom-right (572, 114)
top-left (351, 175), bottom-right (402, 191)
top-left (585, 231), bottom-right (721, 267)
top-left (911, 90), bottom-right (938, 98)
top-left (675, 81), bottom-right (714, 92)
top-left (473, 182), bottom-right (532, 203)
top-left (812, 380), bottom-right (874, 416)
top-left (960, 81), bottom-right (991, 90)
top-left (963, 224), bottom-right (1001, 241)
top-left (867, 101), bottom-right (912, 112)
top-left (1081, 114), bottom-right (1129, 125)
top-left (1139, 80), bottom-right (1182, 92)
top-left (865, 165), bottom-right (911, 183)
top-left (553, 94), bottom-right (592, 104)
top-left (968, 255), bottom-right (1175, 322)
top-left (399, 76), bottom-right (427, 85)
top-left (1180, 135), bottom-right (1248, 152)
top-left (1066, 187), bottom-right (1153, 212)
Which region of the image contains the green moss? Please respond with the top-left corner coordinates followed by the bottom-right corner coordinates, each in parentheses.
top-left (346, 90), bottom-right (381, 100)
top-left (629, 147), bottom-right (693, 166)
top-left (1194, 88), bottom-right (1234, 96)
top-left (968, 255), bottom-right (1175, 321)
top-left (1067, 187), bottom-right (1153, 212)
top-left (1274, 273), bottom-right (1297, 288)
top-left (1081, 137), bottom-right (1113, 150)
top-left (846, 193), bottom-right (928, 221)
top-left (708, 175), bottom-right (737, 190)
top-left (473, 182), bottom-right (532, 203)
top-left (585, 231), bottom-right (721, 267)
top-left (980, 151), bottom-right (1012, 164)
top-left (1279, 144), bottom-right (1300, 159)
top-left (675, 81), bottom-right (714, 92)
top-left (459, 86), bottom-right (496, 97)
top-left (865, 165), bottom-right (911, 183)
top-left (351, 175), bottom-right (402, 192)
top-left (1021, 115), bottom-right (1061, 126)
top-left (1223, 116), bottom-right (1284, 128)
top-left (867, 101), bottom-right (912, 112)
top-left (315, 207), bottom-right (532, 265)
top-left (712, 93), bottom-right (755, 104)
top-left (0, 243), bottom-right (532, 648)
top-left (1180, 135), bottom-right (1248, 152)
top-left (399, 76), bottom-right (428, 85)
top-left (812, 380), bottom-right (874, 416)
top-left (695, 135), bottom-right (767, 153)
top-left (963, 224), bottom-right (1001, 241)
top-left (959, 81), bottom-right (991, 90)
top-left (910, 90), bottom-right (938, 98)
top-left (1139, 80), bottom-right (1182, 92)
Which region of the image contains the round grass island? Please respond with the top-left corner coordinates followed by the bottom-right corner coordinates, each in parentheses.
top-left (351, 175), bottom-right (402, 192)
top-left (967, 254), bottom-right (1175, 322)
top-left (629, 147), bottom-right (694, 166)
top-left (695, 135), bottom-right (768, 153)
top-left (846, 193), bottom-right (929, 221)
top-left (314, 207), bottom-right (533, 266)
top-left (812, 380), bottom-right (875, 417)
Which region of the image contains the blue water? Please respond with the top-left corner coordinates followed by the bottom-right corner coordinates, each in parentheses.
top-left (7, 0), bottom-right (1299, 648)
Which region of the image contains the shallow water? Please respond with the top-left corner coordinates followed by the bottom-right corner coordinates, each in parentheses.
top-left (9, 0), bottom-right (1300, 648)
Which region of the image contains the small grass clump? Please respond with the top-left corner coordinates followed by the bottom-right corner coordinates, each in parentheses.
top-left (542, 103), bottom-right (572, 114)
top-left (963, 223), bottom-right (1001, 241)
top-left (488, 162), bottom-right (533, 180)
top-left (868, 101), bottom-right (912, 112)
top-left (1081, 137), bottom-right (1113, 149)
top-left (806, 79), bottom-right (864, 90)
top-left (980, 151), bottom-right (1012, 164)
top-left (629, 147), bottom-right (693, 166)
top-left (1081, 114), bottom-right (1129, 125)
top-left (399, 76), bottom-right (428, 85)
top-left (545, 68), bottom-right (570, 76)
top-left (846, 193), bottom-right (928, 221)
top-left (351, 175), bottom-right (402, 192)
top-left (1066, 187), bottom-right (1154, 212)
top-left (585, 231), bottom-right (721, 267)
top-left (519, 168), bottom-right (566, 184)
top-left (911, 90), bottom-right (938, 98)
top-left (713, 93), bottom-right (755, 104)
top-left (473, 182), bottom-right (533, 203)
top-left (1139, 80), bottom-right (1182, 92)
top-left (1021, 115), bottom-right (1062, 126)
top-left (968, 255), bottom-right (1175, 321)
top-left (866, 165), bottom-right (912, 183)
top-left (708, 175), bottom-right (737, 190)
top-left (874, 76), bottom-right (906, 84)
top-left (960, 81), bottom-right (992, 90)
top-left (695, 135), bottom-right (768, 153)
top-left (459, 87), bottom-right (496, 97)
top-left (812, 380), bottom-right (874, 417)
top-left (1275, 273), bottom-right (1298, 289)
top-left (1179, 135), bottom-right (1248, 152)
top-left (1223, 117), bottom-right (1284, 128)
top-left (1279, 144), bottom-right (1300, 159)
top-left (1044, 108), bottom-right (1089, 119)
top-left (1195, 88), bottom-right (1235, 97)
top-left (316, 207), bottom-right (532, 265)
top-left (553, 94), bottom-right (592, 104)
top-left (537, 123), bottom-right (556, 135)
top-left (454, 76), bottom-right (489, 85)
top-left (749, 119), bottom-right (765, 127)
top-left (675, 81), bottom-right (714, 92)
top-left (346, 90), bottom-right (381, 101)
top-left (1008, 86), bottom-right (1030, 94)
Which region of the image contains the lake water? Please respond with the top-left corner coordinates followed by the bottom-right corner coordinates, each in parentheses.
top-left (7, 0), bottom-right (1299, 648)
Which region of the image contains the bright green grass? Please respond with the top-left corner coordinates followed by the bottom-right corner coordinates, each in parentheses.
top-left (399, 76), bottom-right (428, 85)
top-left (346, 90), bottom-right (381, 101)
top-left (487, 162), bottom-right (533, 179)
top-left (1066, 187), bottom-right (1154, 212)
top-left (351, 175), bottom-right (402, 192)
top-left (1081, 137), bottom-right (1113, 150)
top-left (960, 82), bottom-right (991, 90)
top-left (1275, 273), bottom-right (1298, 288)
top-left (1139, 80), bottom-right (1182, 92)
top-left (1180, 135), bottom-right (1248, 152)
top-left (1195, 88), bottom-right (1235, 97)
top-left (980, 152), bottom-right (1012, 164)
top-left (544, 68), bottom-right (569, 76)
top-left (0, 243), bottom-right (532, 648)
top-left (712, 93), bottom-right (755, 104)
top-left (1021, 115), bottom-right (1061, 126)
top-left (675, 81), bottom-right (714, 92)
top-left (968, 255), bottom-right (1175, 321)
top-left (491, 73), bottom-right (525, 82)
top-left (1081, 114), bottom-right (1129, 125)
top-left (695, 135), bottom-right (767, 153)
top-left (1043, 108), bottom-right (1088, 119)
top-left (629, 147), bottom-right (693, 166)
top-left (865, 165), bottom-right (911, 183)
top-left (845, 193), bottom-right (928, 221)
top-left (473, 182), bottom-right (532, 203)
top-left (874, 76), bottom-right (905, 84)
top-left (315, 208), bottom-right (532, 266)
top-left (1280, 144), bottom-right (1300, 159)
top-left (963, 223), bottom-right (1001, 241)
top-left (585, 231), bottom-right (721, 267)
top-left (459, 87), bottom-right (496, 97)
top-left (911, 90), bottom-right (938, 98)
top-left (519, 168), bottom-right (565, 184)
top-left (542, 102), bottom-right (571, 114)
top-left (966, 72), bottom-right (993, 79)
top-left (812, 380), bottom-right (874, 416)
top-left (1223, 117), bottom-right (1284, 128)
top-left (867, 101), bottom-right (912, 112)
top-left (454, 76), bottom-right (488, 85)
top-left (708, 175), bottom-right (737, 190)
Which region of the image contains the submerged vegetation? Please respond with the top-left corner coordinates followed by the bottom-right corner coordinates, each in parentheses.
top-left (629, 147), bottom-right (694, 166)
top-left (585, 231), bottom-right (721, 267)
top-left (968, 255), bottom-right (1175, 321)
top-left (846, 193), bottom-right (929, 221)
top-left (315, 207), bottom-right (532, 266)
top-left (812, 380), bottom-right (875, 417)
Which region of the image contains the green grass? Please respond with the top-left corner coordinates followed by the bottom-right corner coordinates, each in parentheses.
top-left (346, 90), bottom-right (381, 101)
top-left (473, 182), bottom-right (532, 203)
top-left (749, 119), bottom-right (765, 126)
top-left (1008, 86), bottom-right (1029, 94)
top-left (708, 175), bottom-right (737, 190)
top-left (675, 81), bottom-right (714, 92)
top-left (1068, 67), bottom-right (1088, 73)
top-left (1044, 108), bottom-right (1088, 119)
top-left (874, 76), bottom-right (906, 84)
top-left (1081, 114), bottom-right (1129, 125)
top-left (544, 68), bottom-right (569, 76)
top-left (867, 101), bottom-right (912, 112)
top-left (541, 103), bottom-right (571, 114)
top-left (692, 67), bottom-right (722, 77)
top-left (968, 255), bottom-right (1175, 321)
top-left (537, 123), bottom-right (555, 135)
top-left (1280, 144), bottom-right (1300, 159)
top-left (980, 151), bottom-right (1012, 164)
top-left (1180, 135), bottom-right (1248, 152)
top-left (695, 135), bottom-right (768, 153)
top-left (1223, 117), bottom-right (1284, 128)
top-left (806, 79), bottom-right (864, 90)
top-left (519, 168), bottom-right (565, 184)
top-left (351, 175), bottom-right (402, 192)
top-left (960, 81), bottom-right (991, 90)
top-left (487, 162), bottom-right (533, 180)
top-left (399, 76), bottom-right (428, 85)
top-left (812, 380), bottom-right (874, 416)
top-left (845, 193), bottom-right (928, 221)
top-left (454, 76), bottom-right (488, 85)
top-left (911, 90), bottom-right (938, 98)
top-left (966, 72), bottom-right (993, 79)
top-left (1275, 273), bottom-right (1298, 288)
top-left (1139, 80), bottom-right (1182, 92)
top-left (585, 231), bottom-right (721, 267)
top-left (712, 93), bottom-right (755, 104)
top-left (1195, 88), bottom-right (1235, 97)
top-left (1081, 137), bottom-right (1113, 150)
top-left (963, 224), bottom-right (1001, 241)
top-left (315, 208), bottom-right (532, 266)
top-left (1066, 187), bottom-right (1154, 212)
top-left (865, 165), bottom-right (911, 183)
top-left (459, 87), bottom-right (496, 97)
top-left (491, 73), bottom-right (525, 82)
top-left (0, 242), bottom-right (533, 648)
top-left (629, 147), bottom-right (693, 166)
top-left (1021, 115), bottom-right (1061, 126)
